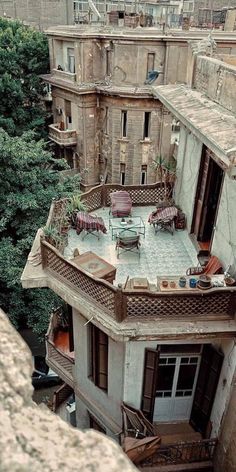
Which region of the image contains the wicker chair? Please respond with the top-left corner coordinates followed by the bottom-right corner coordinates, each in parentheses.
top-left (116, 231), bottom-right (140, 258)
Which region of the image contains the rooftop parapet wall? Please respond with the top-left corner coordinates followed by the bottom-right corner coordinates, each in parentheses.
top-left (194, 55), bottom-right (236, 113)
top-left (0, 308), bottom-right (137, 472)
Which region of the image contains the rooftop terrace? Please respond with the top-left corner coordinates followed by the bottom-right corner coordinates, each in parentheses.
top-left (21, 183), bottom-right (236, 334)
top-left (64, 205), bottom-right (197, 286)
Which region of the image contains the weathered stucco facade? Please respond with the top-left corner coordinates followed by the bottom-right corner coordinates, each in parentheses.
top-left (44, 27), bottom-right (236, 188)
top-left (0, 0), bottom-right (74, 30)
top-left (20, 30), bottom-right (236, 472)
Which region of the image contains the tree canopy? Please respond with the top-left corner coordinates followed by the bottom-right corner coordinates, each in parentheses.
top-left (0, 129), bottom-right (81, 334)
top-left (0, 18), bottom-right (49, 136)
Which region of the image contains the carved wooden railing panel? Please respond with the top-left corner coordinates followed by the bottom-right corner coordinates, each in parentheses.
top-left (124, 290), bottom-right (234, 320)
top-left (41, 241), bottom-right (117, 318)
top-left (140, 438), bottom-right (217, 467)
top-left (46, 312), bottom-right (75, 388)
top-left (40, 183), bottom-right (236, 323)
top-left (52, 383), bottom-right (74, 412)
top-left (103, 182), bottom-right (169, 207)
top-left (46, 339), bottom-right (74, 388)
top-left (80, 185), bottom-right (103, 212)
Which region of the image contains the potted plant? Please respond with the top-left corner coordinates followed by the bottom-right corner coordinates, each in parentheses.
top-left (43, 224), bottom-right (65, 252)
top-left (66, 194), bottom-right (87, 228)
top-left (151, 155), bottom-right (176, 201)
top-left (60, 215), bottom-right (70, 235)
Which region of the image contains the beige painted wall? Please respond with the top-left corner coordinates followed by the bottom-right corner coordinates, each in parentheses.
top-left (212, 173), bottom-right (236, 273)
top-left (214, 370), bottom-right (236, 472)
top-left (174, 127), bottom-right (202, 232)
top-left (73, 310), bottom-right (124, 435)
top-left (194, 55), bottom-right (236, 113)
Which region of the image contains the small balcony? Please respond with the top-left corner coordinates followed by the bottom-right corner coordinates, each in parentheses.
top-left (46, 310), bottom-right (75, 389)
top-left (49, 123), bottom-right (77, 147)
top-left (52, 68), bottom-right (76, 83)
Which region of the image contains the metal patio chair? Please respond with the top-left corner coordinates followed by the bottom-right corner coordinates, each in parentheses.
top-left (116, 231), bottom-right (140, 258)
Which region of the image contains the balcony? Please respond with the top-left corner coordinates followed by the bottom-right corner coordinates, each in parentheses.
top-left (52, 68), bottom-right (76, 83)
top-left (45, 310), bottom-right (75, 388)
top-left (38, 184), bottom-right (236, 325)
top-left (49, 123), bottom-right (77, 147)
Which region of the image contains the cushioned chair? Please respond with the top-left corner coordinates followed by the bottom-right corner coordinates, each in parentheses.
top-left (148, 206), bottom-right (178, 236)
top-left (186, 255), bottom-right (223, 276)
top-left (116, 231), bottom-right (140, 258)
top-left (110, 191), bottom-right (132, 217)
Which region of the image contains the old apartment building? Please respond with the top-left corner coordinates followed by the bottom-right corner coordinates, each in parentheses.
top-left (22, 30), bottom-right (236, 471)
top-left (43, 26), bottom-right (236, 189)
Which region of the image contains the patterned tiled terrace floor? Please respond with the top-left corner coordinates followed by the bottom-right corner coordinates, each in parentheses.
top-left (64, 206), bottom-right (198, 286)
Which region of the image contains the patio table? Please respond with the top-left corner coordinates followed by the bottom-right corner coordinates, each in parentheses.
top-left (76, 211), bottom-right (107, 240)
top-left (109, 216), bottom-right (145, 239)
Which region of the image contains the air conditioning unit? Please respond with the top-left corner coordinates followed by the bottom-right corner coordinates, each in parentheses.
top-left (66, 401), bottom-right (76, 427)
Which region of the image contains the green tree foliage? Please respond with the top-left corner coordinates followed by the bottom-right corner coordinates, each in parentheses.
top-left (0, 18), bottom-right (49, 136)
top-left (0, 129), bottom-right (81, 334)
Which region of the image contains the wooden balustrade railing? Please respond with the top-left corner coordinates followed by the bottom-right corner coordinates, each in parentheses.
top-left (140, 438), bottom-right (217, 467)
top-left (41, 239), bottom-right (235, 323)
top-left (40, 183), bottom-right (236, 323)
top-left (46, 312), bottom-right (75, 388)
top-left (41, 240), bottom-right (119, 319)
top-left (52, 383), bottom-right (74, 412)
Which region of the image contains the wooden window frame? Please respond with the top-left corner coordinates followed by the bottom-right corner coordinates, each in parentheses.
top-left (143, 112), bottom-right (151, 139)
top-left (121, 110), bottom-right (128, 138)
top-left (89, 325), bottom-right (108, 392)
top-left (67, 48), bottom-right (75, 74)
top-left (147, 53), bottom-right (155, 78)
top-left (140, 165), bottom-right (147, 185)
top-left (120, 163), bottom-right (126, 185)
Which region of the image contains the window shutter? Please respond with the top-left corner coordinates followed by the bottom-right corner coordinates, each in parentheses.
top-left (141, 348), bottom-right (160, 422)
top-left (190, 344), bottom-right (224, 435)
top-left (97, 329), bottom-right (108, 391)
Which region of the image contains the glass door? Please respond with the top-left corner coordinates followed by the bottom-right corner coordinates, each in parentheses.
top-left (153, 355), bottom-right (200, 422)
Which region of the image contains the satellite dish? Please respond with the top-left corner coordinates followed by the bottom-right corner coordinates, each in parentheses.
top-left (88, 0), bottom-right (101, 18)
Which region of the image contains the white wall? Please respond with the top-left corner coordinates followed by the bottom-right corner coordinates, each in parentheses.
top-left (123, 338), bottom-right (236, 438)
top-left (212, 174), bottom-right (236, 273)
top-left (72, 309), bottom-right (124, 434)
top-left (174, 127), bottom-right (202, 232)
top-left (210, 339), bottom-right (236, 437)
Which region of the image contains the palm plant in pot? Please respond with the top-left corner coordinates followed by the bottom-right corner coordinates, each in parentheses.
top-left (43, 224), bottom-right (65, 251)
top-left (151, 155), bottom-right (176, 201)
top-left (66, 194), bottom-right (87, 228)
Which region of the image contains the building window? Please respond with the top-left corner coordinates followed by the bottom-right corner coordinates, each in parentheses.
top-left (121, 110), bottom-right (127, 138)
top-left (140, 165), bottom-right (147, 185)
top-left (120, 163), bottom-right (126, 185)
top-left (67, 48), bottom-right (75, 73)
top-left (105, 106), bottom-right (109, 134)
top-left (89, 325), bottom-right (108, 392)
top-left (106, 49), bottom-right (111, 76)
top-left (147, 53), bottom-right (155, 78)
top-left (143, 112), bottom-right (151, 139)
top-left (65, 100), bottom-right (72, 129)
top-left (89, 413), bottom-right (106, 434)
